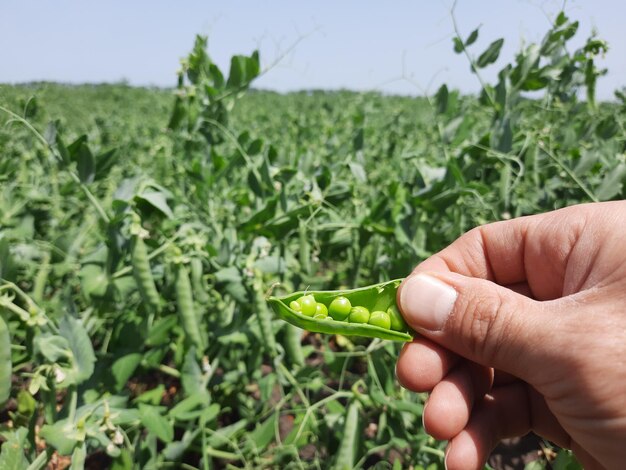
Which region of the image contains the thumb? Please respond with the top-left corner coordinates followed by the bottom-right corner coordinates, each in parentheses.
top-left (398, 272), bottom-right (551, 381)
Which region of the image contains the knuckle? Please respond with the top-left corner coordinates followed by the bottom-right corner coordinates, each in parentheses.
top-left (456, 286), bottom-right (516, 363)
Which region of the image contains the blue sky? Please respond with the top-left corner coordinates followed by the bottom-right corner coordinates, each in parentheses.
top-left (1, 1), bottom-right (624, 100)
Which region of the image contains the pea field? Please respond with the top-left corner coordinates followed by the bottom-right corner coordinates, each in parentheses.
top-left (0, 11), bottom-right (625, 470)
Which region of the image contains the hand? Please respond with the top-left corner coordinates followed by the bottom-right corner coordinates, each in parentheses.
top-left (395, 201), bottom-right (626, 470)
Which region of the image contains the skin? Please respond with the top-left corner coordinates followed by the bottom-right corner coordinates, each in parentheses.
top-left (395, 201), bottom-right (626, 470)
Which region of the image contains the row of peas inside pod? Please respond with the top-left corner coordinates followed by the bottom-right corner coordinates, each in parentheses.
top-left (290, 295), bottom-right (406, 331)
top-left (267, 279), bottom-right (415, 342)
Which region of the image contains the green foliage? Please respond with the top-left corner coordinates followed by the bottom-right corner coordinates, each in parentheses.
top-left (0, 12), bottom-right (623, 468)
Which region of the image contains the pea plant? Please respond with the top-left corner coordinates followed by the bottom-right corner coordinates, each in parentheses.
top-left (0, 9), bottom-right (623, 469)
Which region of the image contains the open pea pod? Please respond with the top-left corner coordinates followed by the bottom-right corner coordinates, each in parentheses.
top-left (267, 279), bottom-right (414, 342)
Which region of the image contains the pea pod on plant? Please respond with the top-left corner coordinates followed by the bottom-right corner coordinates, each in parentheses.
top-left (175, 263), bottom-right (205, 351)
top-left (0, 315), bottom-right (11, 404)
top-left (267, 279), bottom-right (414, 342)
top-left (282, 323), bottom-right (304, 367)
top-left (131, 235), bottom-right (161, 313)
top-left (252, 270), bottom-right (278, 357)
top-left (189, 257), bottom-right (209, 305)
top-left (334, 400), bottom-right (361, 470)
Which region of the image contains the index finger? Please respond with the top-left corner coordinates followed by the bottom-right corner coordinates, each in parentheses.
top-left (416, 218), bottom-right (529, 286)
top-left (407, 204), bottom-right (590, 300)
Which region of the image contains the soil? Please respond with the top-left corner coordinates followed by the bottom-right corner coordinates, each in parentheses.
top-left (489, 434), bottom-right (551, 469)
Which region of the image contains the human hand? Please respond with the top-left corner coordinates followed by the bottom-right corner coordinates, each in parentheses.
top-left (395, 201), bottom-right (626, 470)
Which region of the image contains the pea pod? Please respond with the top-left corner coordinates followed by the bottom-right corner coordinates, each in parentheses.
top-left (0, 315), bottom-right (12, 404)
top-left (335, 401), bottom-right (361, 470)
top-left (283, 323), bottom-right (304, 367)
top-left (252, 271), bottom-right (277, 357)
top-left (190, 257), bottom-right (209, 305)
top-left (131, 235), bottom-right (161, 313)
top-left (175, 264), bottom-right (204, 351)
top-left (32, 251), bottom-right (50, 304)
top-left (267, 279), bottom-right (413, 342)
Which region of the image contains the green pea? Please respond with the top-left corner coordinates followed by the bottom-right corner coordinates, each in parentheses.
top-left (314, 313), bottom-right (328, 320)
top-left (289, 300), bottom-right (302, 312)
top-left (329, 296), bottom-right (352, 321)
top-left (387, 304), bottom-right (408, 331)
top-left (348, 306), bottom-right (370, 324)
top-left (316, 303), bottom-right (328, 318)
top-left (369, 311), bottom-right (391, 329)
top-left (299, 295), bottom-right (317, 317)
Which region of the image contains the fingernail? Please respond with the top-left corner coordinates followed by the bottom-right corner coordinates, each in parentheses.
top-left (400, 274), bottom-right (457, 331)
top-left (421, 398), bottom-right (428, 432)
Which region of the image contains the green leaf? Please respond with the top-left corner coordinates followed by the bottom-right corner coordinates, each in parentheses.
top-left (181, 347), bottom-right (204, 396)
top-left (348, 162), bottom-right (367, 183)
top-left (35, 334), bottom-right (70, 363)
top-left (435, 84), bottom-right (448, 114)
top-left (95, 148), bottom-right (119, 180)
top-left (0, 428), bottom-right (29, 470)
top-left (552, 449), bottom-right (582, 470)
top-left (167, 96), bottom-right (185, 131)
top-left (596, 163), bottom-right (626, 201)
top-left (452, 37), bottom-right (463, 53)
top-left (110, 449), bottom-right (134, 470)
top-left (574, 149), bottom-right (599, 176)
top-left (465, 27), bottom-right (479, 46)
top-left (76, 142), bottom-right (95, 184)
top-left (59, 315), bottom-right (96, 384)
top-left (214, 266), bottom-right (242, 284)
top-left (16, 390), bottom-right (36, 417)
top-left (40, 419), bottom-right (82, 455)
top-left (146, 315), bottom-right (178, 346)
top-left (248, 412), bottom-right (277, 452)
top-left (162, 429), bottom-right (200, 461)
top-left (248, 167), bottom-right (264, 197)
top-left (79, 264), bottom-right (109, 298)
top-left (226, 51), bottom-right (260, 90)
top-left (169, 394), bottom-right (214, 421)
top-left (555, 11), bottom-right (568, 26)
top-left (206, 419), bottom-right (248, 448)
top-left (111, 353), bottom-right (142, 392)
top-left (138, 404), bottom-right (174, 443)
top-left (476, 38), bottom-right (504, 68)
top-left (55, 133), bottom-right (71, 166)
top-left (584, 58), bottom-right (597, 110)
top-left (595, 117), bottom-right (619, 140)
top-left (134, 384), bottom-right (166, 406)
top-left (44, 121), bottom-right (58, 146)
top-left (135, 190), bottom-right (174, 218)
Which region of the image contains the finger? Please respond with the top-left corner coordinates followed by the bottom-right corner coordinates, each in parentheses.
top-left (444, 384), bottom-right (530, 470)
top-left (444, 383), bottom-right (572, 470)
top-left (396, 337), bottom-right (458, 392)
top-left (406, 205), bottom-right (593, 302)
top-left (570, 441), bottom-right (605, 470)
top-left (526, 386), bottom-right (571, 448)
top-left (398, 270), bottom-right (560, 383)
top-left (423, 362), bottom-right (492, 440)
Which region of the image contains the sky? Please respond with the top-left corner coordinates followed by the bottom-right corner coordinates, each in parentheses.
top-left (1, 0), bottom-right (624, 100)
